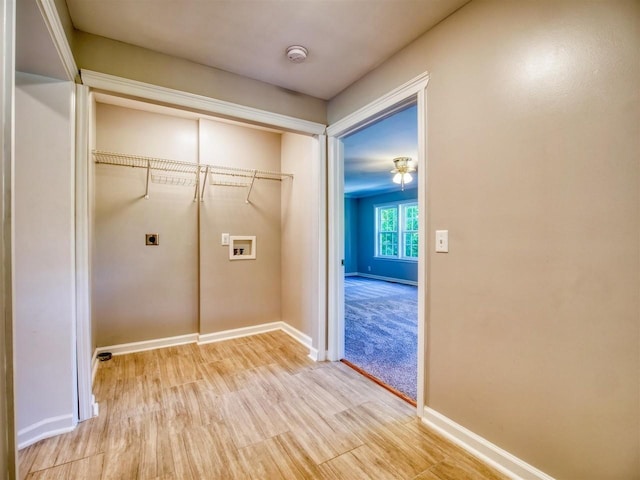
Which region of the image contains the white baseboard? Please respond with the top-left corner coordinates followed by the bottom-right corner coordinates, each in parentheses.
top-left (356, 272), bottom-right (418, 286)
top-left (95, 333), bottom-right (199, 357)
top-left (345, 272), bottom-right (358, 277)
top-left (92, 323), bottom-right (318, 371)
top-left (91, 349), bottom-right (98, 386)
top-left (308, 347), bottom-right (320, 361)
top-left (422, 407), bottom-right (555, 480)
top-left (278, 322), bottom-right (316, 361)
top-left (18, 414), bottom-right (76, 450)
top-left (197, 322), bottom-right (282, 345)
top-left (198, 321), bottom-right (319, 361)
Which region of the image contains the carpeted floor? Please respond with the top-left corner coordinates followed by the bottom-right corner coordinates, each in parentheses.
top-left (344, 276), bottom-right (417, 400)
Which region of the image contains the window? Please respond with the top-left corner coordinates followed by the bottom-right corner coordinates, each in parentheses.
top-left (375, 202), bottom-right (418, 260)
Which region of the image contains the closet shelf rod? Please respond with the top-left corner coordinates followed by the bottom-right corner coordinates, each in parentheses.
top-left (210, 180), bottom-right (248, 188)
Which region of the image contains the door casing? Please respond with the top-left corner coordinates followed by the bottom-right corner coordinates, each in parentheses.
top-left (326, 72), bottom-right (429, 415)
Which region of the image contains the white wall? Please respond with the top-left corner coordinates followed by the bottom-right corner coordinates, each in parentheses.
top-left (14, 72), bottom-right (76, 448)
top-left (199, 119), bottom-right (282, 334)
top-left (280, 133), bottom-right (317, 339)
top-left (93, 104), bottom-right (199, 346)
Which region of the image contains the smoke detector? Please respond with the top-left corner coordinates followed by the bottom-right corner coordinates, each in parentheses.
top-left (286, 45), bottom-right (308, 63)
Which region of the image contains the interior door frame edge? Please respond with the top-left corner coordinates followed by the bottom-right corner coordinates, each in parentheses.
top-left (326, 72), bottom-right (430, 416)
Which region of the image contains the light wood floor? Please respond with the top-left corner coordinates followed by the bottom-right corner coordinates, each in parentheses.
top-left (18, 331), bottom-right (508, 479)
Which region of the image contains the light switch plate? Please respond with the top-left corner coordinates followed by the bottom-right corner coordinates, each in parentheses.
top-left (435, 230), bottom-right (449, 253)
top-left (221, 233), bottom-right (230, 246)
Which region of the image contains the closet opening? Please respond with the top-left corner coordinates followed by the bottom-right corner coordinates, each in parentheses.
top-left (83, 88), bottom-right (325, 380)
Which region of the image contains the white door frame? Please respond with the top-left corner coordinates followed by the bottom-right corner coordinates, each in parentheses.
top-left (1, 0), bottom-right (17, 475)
top-left (326, 72), bottom-right (429, 415)
top-left (74, 84), bottom-right (94, 421)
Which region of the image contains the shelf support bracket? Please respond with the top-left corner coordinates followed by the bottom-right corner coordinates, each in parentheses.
top-left (144, 160), bottom-right (151, 199)
top-left (192, 166), bottom-right (200, 203)
top-left (200, 166), bottom-right (209, 202)
top-left (245, 170), bottom-right (258, 204)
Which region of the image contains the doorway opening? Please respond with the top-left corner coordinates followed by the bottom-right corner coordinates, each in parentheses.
top-left (327, 72), bottom-right (428, 415)
top-left (342, 104), bottom-right (419, 404)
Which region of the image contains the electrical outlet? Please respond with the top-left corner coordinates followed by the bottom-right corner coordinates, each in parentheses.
top-left (145, 234), bottom-right (159, 246)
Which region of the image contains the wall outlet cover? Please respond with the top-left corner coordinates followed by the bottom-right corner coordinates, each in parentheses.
top-left (145, 233), bottom-right (159, 246)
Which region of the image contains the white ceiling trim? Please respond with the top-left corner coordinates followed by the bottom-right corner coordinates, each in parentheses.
top-left (327, 72), bottom-right (430, 138)
top-left (37, 0), bottom-right (78, 82)
top-left (80, 70), bottom-right (326, 136)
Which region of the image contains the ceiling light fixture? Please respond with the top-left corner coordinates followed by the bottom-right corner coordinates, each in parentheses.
top-left (390, 157), bottom-right (416, 191)
top-left (286, 45), bottom-right (308, 63)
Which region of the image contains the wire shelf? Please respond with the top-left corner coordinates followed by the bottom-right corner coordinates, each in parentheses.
top-left (203, 164), bottom-right (293, 182)
top-left (151, 174), bottom-right (197, 187)
top-left (93, 150), bottom-right (293, 203)
top-left (94, 151), bottom-right (199, 174)
top-left (210, 180), bottom-right (249, 188)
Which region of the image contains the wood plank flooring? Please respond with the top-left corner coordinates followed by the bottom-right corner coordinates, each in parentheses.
top-left (18, 331), bottom-right (509, 479)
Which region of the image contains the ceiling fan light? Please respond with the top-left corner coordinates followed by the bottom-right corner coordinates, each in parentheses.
top-left (403, 172), bottom-right (413, 183)
top-left (392, 172), bottom-right (403, 184)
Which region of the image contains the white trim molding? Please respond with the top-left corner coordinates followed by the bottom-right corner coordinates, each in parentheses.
top-left (93, 322), bottom-right (318, 361)
top-left (355, 273), bottom-right (417, 286)
top-left (36, 0), bottom-right (78, 82)
top-left (80, 70), bottom-right (326, 136)
top-left (91, 349), bottom-right (98, 385)
top-left (17, 414), bottom-right (76, 450)
top-left (278, 322), bottom-right (316, 361)
top-left (95, 333), bottom-right (199, 357)
top-left (313, 133), bottom-right (327, 362)
top-left (75, 83), bottom-right (93, 422)
top-left (198, 321), bottom-right (317, 361)
top-left (423, 407), bottom-right (555, 480)
top-left (197, 323), bottom-right (282, 345)
top-left (327, 72), bottom-right (429, 137)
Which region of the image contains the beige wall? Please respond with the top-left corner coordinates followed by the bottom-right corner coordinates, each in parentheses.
top-left (74, 32), bottom-right (327, 125)
top-left (199, 119), bottom-right (282, 334)
top-left (281, 133), bottom-right (317, 339)
top-left (329, 1), bottom-right (640, 478)
top-left (93, 104), bottom-right (199, 345)
top-left (94, 106), bottom-right (297, 342)
top-left (14, 73), bottom-right (77, 447)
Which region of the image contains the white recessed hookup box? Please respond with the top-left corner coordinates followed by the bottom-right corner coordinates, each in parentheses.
top-left (229, 236), bottom-right (256, 260)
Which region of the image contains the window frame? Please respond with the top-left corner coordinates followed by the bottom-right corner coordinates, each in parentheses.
top-left (374, 201), bottom-right (419, 262)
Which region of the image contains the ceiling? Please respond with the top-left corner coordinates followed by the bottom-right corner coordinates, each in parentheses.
top-left (65, 0), bottom-right (468, 100)
top-left (343, 104), bottom-right (418, 198)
